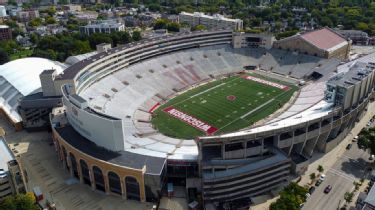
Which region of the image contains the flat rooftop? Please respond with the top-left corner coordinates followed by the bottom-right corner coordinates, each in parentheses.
top-left (0, 137), bottom-right (14, 172)
top-left (329, 61), bottom-right (375, 88)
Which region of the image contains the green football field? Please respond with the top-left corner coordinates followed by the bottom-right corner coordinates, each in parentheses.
top-left (152, 73), bottom-right (298, 139)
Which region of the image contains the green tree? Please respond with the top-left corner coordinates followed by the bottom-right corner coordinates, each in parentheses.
top-left (167, 22), bottom-right (180, 32)
top-left (192, 24), bottom-right (207, 31)
top-left (270, 182), bottom-right (308, 210)
top-left (0, 40), bottom-right (18, 54)
top-left (45, 16), bottom-right (57, 25)
top-left (356, 22), bottom-right (369, 31)
top-left (357, 127), bottom-right (375, 154)
top-left (88, 33), bottom-right (113, 48)
top-left (275, 30), bottom-right (299, 40)
top-left (153, 19), bottom-right (169, 30)
top-left (132, 30), bottom-right (142, 41)
top-left (29, 18), bottom-right (42, 27)
top-left (344, 191), bottom-right (354, 203)
top-left (317, 165), bottom-right (324, 173)
top-left (310, 173), bottom-right (316, 181)
top-left (0, 192), bottom-right (38, 210)
top-left (0, 49), bottom-right (9, 65)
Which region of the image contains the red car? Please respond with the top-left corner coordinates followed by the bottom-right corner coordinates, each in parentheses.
top-left (324, 185), bottom-right (332, 193)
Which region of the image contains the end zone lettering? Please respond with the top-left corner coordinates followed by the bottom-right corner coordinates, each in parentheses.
top-left (242, 75), bottom-right (289, 90)
top-left (163, 106), bottom-right (218, 134)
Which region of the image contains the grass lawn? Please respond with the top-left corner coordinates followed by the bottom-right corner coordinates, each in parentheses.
top-left (10, 49), bottom-right (33, 61)
top-left (152, 73), bottom-right (298, 139)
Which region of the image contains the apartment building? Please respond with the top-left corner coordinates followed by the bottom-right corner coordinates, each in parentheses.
top-left (0, 135), bottom-right (26, 200)
top-left (79, 20), bottom-right (125, 35)
top-left (179, 12), bottom-right (243, 31)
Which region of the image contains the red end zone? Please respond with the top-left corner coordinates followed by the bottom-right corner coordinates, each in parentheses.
top-left (242, 75), bottom-right (289, 91)
top-left (163, 106), bottom-right (218, 135)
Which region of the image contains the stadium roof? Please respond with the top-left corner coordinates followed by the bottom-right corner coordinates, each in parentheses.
top-left (65, 51), bottom-right (98, 66)
top-left (301, 28), bottom-right (347, 52)
top-left (0, 58), bottom-right (66, 96)
top-left (0, 57), bottom-right (66, 123)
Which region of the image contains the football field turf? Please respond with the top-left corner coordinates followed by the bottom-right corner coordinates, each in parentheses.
top-left (152, 73), bottom-right (298, 139)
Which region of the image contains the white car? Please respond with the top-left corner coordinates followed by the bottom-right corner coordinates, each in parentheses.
top-left (0, 169), bottom-right (7, 178)
top-left (319, 174), bottom-right (326, 181)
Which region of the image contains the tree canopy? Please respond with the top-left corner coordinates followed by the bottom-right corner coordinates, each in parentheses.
top-left (0, 193), bottom-right (38, 210)
top-left (31, 30), bottom-right (142, 62)
top-left (0, 48), bottom-right (9, 65)
top-left (270, 182), bottom-right (308, 210)
top-left (153, 19), bottom-right (181, 32)
top-left (357, 127), bottom-right (375, 154)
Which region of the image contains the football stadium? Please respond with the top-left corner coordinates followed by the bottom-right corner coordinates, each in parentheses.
top-left (5, 28), bottom-right (370, 209)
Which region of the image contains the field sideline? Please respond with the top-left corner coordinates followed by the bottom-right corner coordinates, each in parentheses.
top-left (152, 73), bottom-right (298, 139)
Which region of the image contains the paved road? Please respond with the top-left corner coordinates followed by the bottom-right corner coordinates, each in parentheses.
top-left (303, 142), bottom-right (371, 210)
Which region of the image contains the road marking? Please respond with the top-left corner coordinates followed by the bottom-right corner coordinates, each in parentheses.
top-left (328, 168), bottom-right (356, 182)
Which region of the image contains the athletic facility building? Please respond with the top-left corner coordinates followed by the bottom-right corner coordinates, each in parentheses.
top-left (14, 28), bottom-right (374, 209)
top-left (273, 27), bottom-right (351, 60)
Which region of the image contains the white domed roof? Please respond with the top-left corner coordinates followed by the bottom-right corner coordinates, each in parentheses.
top-left (0, 57), bottom-right (67, 124)
top-left (0, 57), bottom-right (66, 95)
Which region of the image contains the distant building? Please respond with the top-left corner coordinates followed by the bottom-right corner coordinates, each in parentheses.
top-left (62, 4), bottom-right (82, 12)
top-left (75, 11), bottom-right (98, 22)
top-left (161, 14), bottom-right (179, 23)
top-left (179, 11), bottom-right (243, 31)
top-left (16, 10), bottom-right (39, 22)
top-left (273, 27), bottom-right (351, 60)
top-left (0, 25), bottom-right (11, 41)
top-left (336, 30), bottom-right (369, 45)
top-left (232, 32), bottom-right (275, 49)
top-left (0, 6), bottom-right (7, 17)
top-left (325, 62), bottom-right (375, 112)
top-left (79, 20), bottom-right (125, 35)
top-left (0, 136), bottom-right (26, 200)
top-left (369, 37), bottom-right (375, 46)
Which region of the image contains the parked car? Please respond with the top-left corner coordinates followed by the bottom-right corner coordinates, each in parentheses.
top-left (346, 144), bottom-right (352, 150)
top-left (319, 174), bottom-right (326, 181)
top-left (0, 169), bottom-right (6, 178)
top-left (324, 185), bottom-right (332, 193)
top-left (309, 186), bottom-right (316, 194)
top-left (315, 179), bottom-right (323, 186)
top-left (305, 193), bottom-right (310, 199)
top-left (370, 155), bottom-right (374, 160)
top-left (352, 136), bottom-right (359, 142)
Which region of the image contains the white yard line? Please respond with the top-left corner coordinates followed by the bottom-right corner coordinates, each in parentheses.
top-left (217, 88), bottom-right (292, 132)
top-left (170, 76), bottom-right (240, 107)
top-left (240, 99), bottom-right (275, 119)
top-left (190, 82), bottom-right (226, 98)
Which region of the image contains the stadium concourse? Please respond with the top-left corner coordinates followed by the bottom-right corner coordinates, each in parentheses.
top-left (1, 28), bottom-right (373, 209)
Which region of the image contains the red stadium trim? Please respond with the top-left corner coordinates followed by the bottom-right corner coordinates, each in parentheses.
top-left (149, 102), bottom-right (160, 113)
